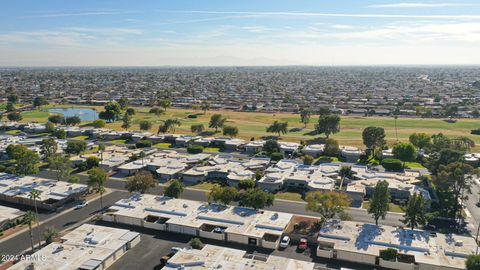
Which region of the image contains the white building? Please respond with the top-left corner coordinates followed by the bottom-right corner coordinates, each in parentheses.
top-left (0, 173), bottom-right (88, 210)
top-left (317, 220), bottom-right (478, 270)
top-left (0, 205), bottom-right (24, 229)
top-left (164, 244), bottom-right (315, 270)
top-left (244, 140), bottom-right (265, 155)
top-left (302, 144), bottom-right (325, 157)
top-left (10, 224), bottom-right (140, 270)
top-left (103, 194), bottom-right (293, 249)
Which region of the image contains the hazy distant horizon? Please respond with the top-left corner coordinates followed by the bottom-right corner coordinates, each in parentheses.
top-left (2, 0), bottom-right (480, 66)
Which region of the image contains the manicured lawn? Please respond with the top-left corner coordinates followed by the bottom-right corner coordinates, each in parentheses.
top-left (71, 135), bottom-right (89, 140)
top-left (153, 142), bottom-right (172, 148)
top-left (275, 192), bottom-right (305, 202)
top-left (362, 201), bottom-right (404, 213)
top-left (14, 104), bottom-right (480, 151)
top-left (404, 161), bottom-right (426, 169)
top-left (110, 139), bottom-right (127, 144)
top-left (5, 129), bottom-right (21, 134)
top-left (190, 182), bottom-right (220, 191)
top-left (203, 147), bottom-right (220, 152)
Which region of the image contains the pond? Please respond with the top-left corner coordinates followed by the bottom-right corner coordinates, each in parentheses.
top-left (47, 107), bottom-right (99, 121)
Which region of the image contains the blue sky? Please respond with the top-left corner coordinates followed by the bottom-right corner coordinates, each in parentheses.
top-left (1, 0), bottom-right (480, 66)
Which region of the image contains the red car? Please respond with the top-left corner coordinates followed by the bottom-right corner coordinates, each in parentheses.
top-left (298, 238), bottom-right (308, 250)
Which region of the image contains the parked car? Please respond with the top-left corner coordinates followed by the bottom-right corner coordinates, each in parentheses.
top-left (213, 227), bottom-right (225, 234)
top-left (298, 238), bottom-right (308, 250)
top-left (279, 236), bottom-right (290, 248)
top-left (170, 247), bottom-right (183, 255)
top-left (74, 200), bottom-right (88, 209)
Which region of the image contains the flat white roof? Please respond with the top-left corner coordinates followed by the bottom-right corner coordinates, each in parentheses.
top-left (318, 220), bottom-right (477, 269)
top-left (0, 205), bottom-right (24, 224)
top-left (107, 194), bottom-right (293, 238)
top-left (164, 244), bottom-right (315, 270)
top-left (0, 173), bottom-right (87, 203)
top-left (10, 224), bottom-right (140, 270)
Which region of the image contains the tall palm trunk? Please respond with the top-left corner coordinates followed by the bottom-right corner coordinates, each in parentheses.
top-left (33, 199), bottom-right (41, 249)
top-left (28, 223), bottom-right (35, 253)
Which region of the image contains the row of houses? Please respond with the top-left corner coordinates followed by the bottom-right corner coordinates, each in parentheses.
top-left (103, 194), bottom-right (478, 270)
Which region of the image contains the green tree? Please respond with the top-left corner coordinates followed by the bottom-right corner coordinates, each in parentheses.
top-left (65, 116), bottom-right (81, 126)
top-left (362, 127), bottom-right (386, 159)
top-left (392, 142), bottom-right (417, 167)
top-left (409, 133), bottom-right (431, 149)
top-left (28, 189), bottom-right (42, 249)
top-left (158, 119), bottom-right (181, 134)
top-left (7, 94), bottom-right (18, 104)
top-left (239, 188), bottom-right (274, 210)
top-left (306, 191), bottom-right (351, 220)
top-left (48, 115), bottom-right (65, 124)
top-left (303, 155), bottom-right (314, 165)
top-left (324, 138), bottom-right (340, 156)
top-left (118, 97), bottom-right (129, 110)
top-left (339, 165), bottom-right (353, 188)
top-left (208, 186), bottom-right (238, 205)
top-left (200, 100), bottom-right (210, 113)
top-left (164, 179), bottom-right (184, 198)
top-left (125, 171), bottom-right (157, 194)
top-left (6, 144), bottom-right (40, 175)
top-left (88, 167), bottom-right (108, 211)
top-left (43, 226), bottom-right (59, 244)
top-left (6, 102), bottom-right (15, 112)
top-left (54, 129), bottom-right (66, 139)
top-left (368, 180), bottom-right (390, 226)
top-left (99, 102), bottom-right (122, 122)
top-left (466, 255), bottom-right (480, 270)
top-left (157, 99), bottom-right (171, 111)
top-left (23, 211), bottom-right (36, 253)
top-left (222, 125), bottom-right (239, 137)
top-left (263, 139), bottom-right (280, 154)
top-left (7, 111), bottom-right (22, 121)
top-left (126, 108), bottom-right (135, 116)
top-left (299, 108), bottom-right (312, 127)
top-left (65, 141), bottom-right (87, 155)
top-left (266, 120), bottom-right (288, 137)
top-left (45, 121), bottom-right (56, 133)
top-left (434, 162), bottom-right (478, 221)
top-left (190, 237), bottom-right (204, 249)
top-left (190, 124), bottom-right (205, 134)
top-left (33, 96), bottom-right (49, 108)
top-left (149, 107), bottom-right (164, 116)
top-left (402, 193), bottom-right (427, 230)
top-left (138, 120), bottom-right (153, 130)
top-left (315, 114), bottom-right (340, 138)
top-left (209, 114), bottom-right (227, 132)
top-left (238, 179), bottom-right (256, 189)
top-left (121, 113), bottom-right (132, 130)
top-left (92, 119), bottom-right (106, 128)
top-left (40, 137), bottom-right (58, 161)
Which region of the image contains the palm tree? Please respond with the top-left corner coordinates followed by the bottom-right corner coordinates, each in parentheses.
top-left (23, 211), bottom-right (36, 253)
top-left (29, 189), bottom-right (42, 249)
top-left (98, 143), bottom-right (106, 162)
top-left (87, 167), bottom-right (108, 212)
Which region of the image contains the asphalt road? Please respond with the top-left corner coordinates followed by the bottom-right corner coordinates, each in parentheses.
top-left (35, 170), bottom-right (404, 227)
top-left (0, 191), bottom-right (129, 256)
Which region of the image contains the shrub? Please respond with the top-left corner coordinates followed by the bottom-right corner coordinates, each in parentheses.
top-left (238, 179), bottom-right (256, 189)
top-left (270, 152), bottom-right (284, 161)
top-left (86, 156), bottom-right (100, 169)
top-left (190, 237), bottom-right (204, 249)
top-left (135, 140), bottom-right (152, 148)
top-left (303, 155), bottom-right (314, 165)
top-left (381, 158), bottom-right (403, 172)
top-left (0, 165), bottom-right (5, 172)
top-left (379, 248), bottom-right (398, 261)
top-left (317, 156), bottom-right (333, 163)
top-left (92, 119), bottom-right (106, 128)
top-left (187, 114), bottom-right (198, 118)
top-left (471, 129), bottom-right (480, 135)
top-left (187, 144), bottom-right (204, 154)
